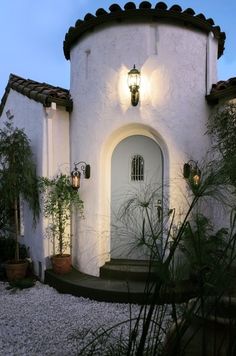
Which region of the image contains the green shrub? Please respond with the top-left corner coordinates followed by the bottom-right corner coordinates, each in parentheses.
top-left (0, 237), bottom-right (27, 262)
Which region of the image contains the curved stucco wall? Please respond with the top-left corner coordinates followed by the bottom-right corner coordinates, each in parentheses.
top-left (69, 21), bottom-right (218, 276)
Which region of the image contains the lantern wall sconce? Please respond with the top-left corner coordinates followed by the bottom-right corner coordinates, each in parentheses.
top-left (183, 160), bottom-right (201, 186)
top-left (71, 161), bottom-right (90, 190)
top-left (128, 65), bottom-right (141, 106)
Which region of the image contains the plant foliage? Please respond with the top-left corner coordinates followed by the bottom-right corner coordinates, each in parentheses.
top-left (0, 118), bottom-right (40, 260)
top-left (208, 102), bottom-right (236, 186)
top-left (80, 161), bottom-right (236, 355)
top-left (40, 174), bottom-right (83, 255)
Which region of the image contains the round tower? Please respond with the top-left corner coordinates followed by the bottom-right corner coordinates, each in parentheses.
top-left (64, 2), bottom-right (225, 276)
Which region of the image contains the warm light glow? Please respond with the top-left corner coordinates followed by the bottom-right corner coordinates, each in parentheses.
top-left (128, 65), bottom-right (141, 106)
top-left (127, 65), bottom-right (141, 89)
top-left (150, 66), bottom-right (170, 107)
top-left (183, 160), bottom-right (201, 186)
top-left (71, 161), bottom-right (90, 190)
top-left (139, 74), bottom-right (150, 102)
top-left (117, 65), bottom-right (151, 112)
top-left (118, 66), bottom-right (131, 112)
top-left (118, 59), bottom-right (170, 114)
top-left (193, 174), bottom-right (200, 186)
top-left (71, 170), bottom-right (81, 190)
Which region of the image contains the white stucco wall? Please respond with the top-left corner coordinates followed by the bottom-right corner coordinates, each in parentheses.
top-left (42, 104), bottom-right (70, 273)
top-left (1, 91), bottom-right (70, 279)
top-left (69, 21), bottom-right (219, 276)
top-left (0, 90), bottom-right (45, 278)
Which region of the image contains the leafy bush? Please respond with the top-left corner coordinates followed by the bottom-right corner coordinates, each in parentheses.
top-left (7, 277), bottom-right (35, 290)
top-left (80, 159), bottom-right (236, 355)
top-left (208, 102), bottom-right (236, 187)
top-left (40, 174), bottom-right (83, 255)
top-left (0, 117), bottom-right (40, 261)
top-left (0, 237), bottom-right (28, 262)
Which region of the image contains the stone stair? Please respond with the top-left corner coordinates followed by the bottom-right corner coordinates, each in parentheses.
top-left (100, 259), bottom-right (158, 282)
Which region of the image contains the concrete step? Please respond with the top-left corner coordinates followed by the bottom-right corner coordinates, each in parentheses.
top-left (100, 259), bottom-right (158, 282)
top-left (45, 268), bottom-right (153, 304)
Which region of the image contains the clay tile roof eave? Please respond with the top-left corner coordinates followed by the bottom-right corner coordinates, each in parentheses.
top-left (0, 83), bottom-right (11, 116)
top-left (206, 86), bottom-right (236, 104)
top-left (0, 74), bottom-right (73, 115)
top-left (45, 95), bottom-right (73, 112)
top-left (63, 1), bottom-right (225, 60)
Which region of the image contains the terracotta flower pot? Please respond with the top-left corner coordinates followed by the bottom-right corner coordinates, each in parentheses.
top-left (5, 260), bottom-right (28, 281)
top-left (51, 254), bottom-right (71, 274)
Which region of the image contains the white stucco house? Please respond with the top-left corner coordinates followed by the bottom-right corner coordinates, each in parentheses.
top-left (1, 1), bottom-right (236, 280)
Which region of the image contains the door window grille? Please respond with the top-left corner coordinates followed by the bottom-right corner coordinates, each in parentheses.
top-left (131, 155), bottom-right (144, 181)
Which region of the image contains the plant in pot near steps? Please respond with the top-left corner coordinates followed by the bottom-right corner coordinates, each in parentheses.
top-left (40, 174), bottom-right (83, 274)
top-left (0, 117), bottom-right (40, 281)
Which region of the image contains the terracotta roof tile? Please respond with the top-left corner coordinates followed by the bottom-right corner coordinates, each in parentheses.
top-left (206, 78), bottom-right (236, 104)
top-left (0, 74), bottom-right (72, 116)
top-left (63, 1), bottom-right (225, 60)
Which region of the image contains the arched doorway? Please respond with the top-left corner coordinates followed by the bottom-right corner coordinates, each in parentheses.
top-left (111, 135), bottom-right (163, 260)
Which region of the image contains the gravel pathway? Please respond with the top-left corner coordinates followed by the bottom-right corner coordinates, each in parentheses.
top-left (0, 281), bottom-right (172, 355)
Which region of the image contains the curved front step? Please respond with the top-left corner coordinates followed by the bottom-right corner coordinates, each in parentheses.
top-left (100, 259), bottom-right (158, 282)
top-left (44, 268), bottom-right (153, 304)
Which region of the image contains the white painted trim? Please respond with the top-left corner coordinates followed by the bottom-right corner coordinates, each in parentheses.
top-left (45, 103), bottom-right (57, 177)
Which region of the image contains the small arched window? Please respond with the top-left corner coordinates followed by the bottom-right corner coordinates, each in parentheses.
top-left (131, 155), bottom-right (144, 181)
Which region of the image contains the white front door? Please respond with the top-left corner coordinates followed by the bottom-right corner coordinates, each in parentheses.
top-left (111, 135), bottom-right (163, 260)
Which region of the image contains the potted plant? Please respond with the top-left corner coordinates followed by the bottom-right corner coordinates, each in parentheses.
top-left (40, 174), bottom-right (83, 274)
top-left (0, 117), bottom-right (40, 281)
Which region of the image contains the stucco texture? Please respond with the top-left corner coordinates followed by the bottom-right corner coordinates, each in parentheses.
top-left (69, 21), bottom-right (218, 276)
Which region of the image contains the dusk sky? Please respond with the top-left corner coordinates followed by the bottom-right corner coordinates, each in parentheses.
top-left (1, 0), bottom-right (235, 99)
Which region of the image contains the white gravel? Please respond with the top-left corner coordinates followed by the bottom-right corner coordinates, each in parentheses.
top-left (0, 281), bottom-right (172, 355)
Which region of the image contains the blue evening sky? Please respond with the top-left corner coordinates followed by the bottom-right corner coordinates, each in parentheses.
top-left (0, 0), bottom-right (235, 99)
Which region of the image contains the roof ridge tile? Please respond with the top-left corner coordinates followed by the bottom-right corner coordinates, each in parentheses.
top-left (63, 1), bottom-right (225, 60)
